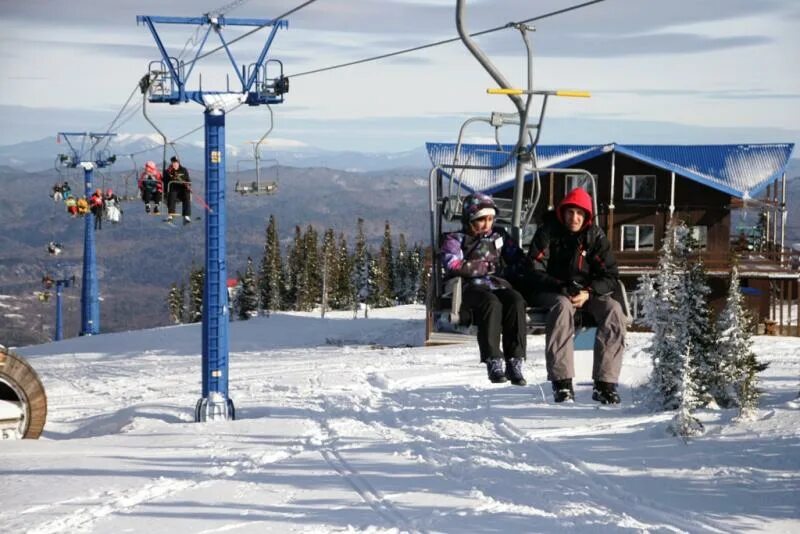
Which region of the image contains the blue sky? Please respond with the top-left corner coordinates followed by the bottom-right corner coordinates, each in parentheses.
top-left (1, 0), bottom-right (798, 152)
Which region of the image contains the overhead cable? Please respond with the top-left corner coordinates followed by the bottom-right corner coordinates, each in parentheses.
top-left (289, 0), bottom-right (607, 78)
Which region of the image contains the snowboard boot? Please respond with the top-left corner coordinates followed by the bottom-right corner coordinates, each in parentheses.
top-left (486, 358), bottom-right (507, 384)
top-left (552, 378), bottom-right (575, 403)
top-left (592, 381), bottom-right (621, 405)
top-left (505, 357), bottom-right (526, 386)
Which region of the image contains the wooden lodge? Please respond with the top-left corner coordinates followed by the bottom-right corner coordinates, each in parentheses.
top-left (427, 142), bottom-right (799, 335)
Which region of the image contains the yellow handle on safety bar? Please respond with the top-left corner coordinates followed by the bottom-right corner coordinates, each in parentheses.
top-left (487, 88), bottom-right (524, 95)
top-left (554, 90), bottom-right (591, 98)
top-left (487, 88), bottom-right (591, 98)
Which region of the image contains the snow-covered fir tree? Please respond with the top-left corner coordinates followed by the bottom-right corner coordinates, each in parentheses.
top-left (352, 218), bottom-right (370, 317)
top-left (188, 265), bottom-right (204, 323)
top-left (716, 264), bottom-right (762, 419)
top-left (676, 232), bottom-right (720, 407)
top-left (236, 257), bottom-right (259, 320)
top-left (668, 343), bottom-right (705, 438)
top-left (641, 222), bottom-right (714, 433)
top-left (640, 222), bottom-right (684, 410)
top-left (259, 214), bottom-right (283, 314)
top-left (167, 282), bottom-right (185, 324)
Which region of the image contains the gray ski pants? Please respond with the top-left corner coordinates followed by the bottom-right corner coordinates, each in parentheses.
top-left (530, 292), bottom-right (626, 383)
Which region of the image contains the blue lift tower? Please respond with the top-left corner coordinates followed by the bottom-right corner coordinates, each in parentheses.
top-left (56, 132), bottom-right (116, 336)
top-left (137, 14), bottom-right (289, 421)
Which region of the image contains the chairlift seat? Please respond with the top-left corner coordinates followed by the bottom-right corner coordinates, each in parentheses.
top-left (432, 273), bottom-right (631, 337)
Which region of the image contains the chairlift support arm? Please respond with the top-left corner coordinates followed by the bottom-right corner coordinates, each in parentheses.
top-left (137, 15), bottom-right (288, 105)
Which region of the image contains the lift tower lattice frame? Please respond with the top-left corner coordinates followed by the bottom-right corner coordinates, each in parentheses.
top-left (137, 13), bottom-right (288, 422)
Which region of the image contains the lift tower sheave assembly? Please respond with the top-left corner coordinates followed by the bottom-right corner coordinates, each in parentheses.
top-left (56, 132), bottom-right (116, 336)
top-left (137, 14), bottom-right (288, 422)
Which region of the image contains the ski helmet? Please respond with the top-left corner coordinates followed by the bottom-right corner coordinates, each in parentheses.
top-left (462, 192), bottom-right (497, 225)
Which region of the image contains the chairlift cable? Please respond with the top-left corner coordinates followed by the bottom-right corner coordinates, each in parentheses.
top-left (90, 82), bottom-right (142, 153)
top-left (128, 102), bottom-right (246, 158)
top-left (289, 0), bottom-right (607, 79)
top-left (126, 0), bottom-right (602, 156)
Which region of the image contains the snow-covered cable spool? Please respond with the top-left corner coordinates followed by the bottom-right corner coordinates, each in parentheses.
top-left (0, 348), bottom-right (47, 439)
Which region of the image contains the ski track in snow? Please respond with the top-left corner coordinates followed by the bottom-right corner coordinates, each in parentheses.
top-left (493, 415), bottom-right (731, 534)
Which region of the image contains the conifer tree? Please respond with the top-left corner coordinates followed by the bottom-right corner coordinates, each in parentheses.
top-left (167, 282), bottom-right (185, 324)
top-left (416, 245), bottom-right (430, 304)
top-left (305, 225), bottom-right (321, 305)
top-left (367, 250), bottom-right (381, 308)
top-left (676, 230), bottom-right (719, 407)
top-left (295, 225), bottom-right (320, 311)
top-left (668, 345), bottom-right (705, 438)
top-left (285, 225), bottom-right (303, 309)
top-left (320, 228), bottom-right (337, 316)
top-left (641, 222), bottom-right (711, 432)
top-left (352, 218), bottom-right (370, 317)
top-left (394, 233), bottom-right (410, 303)
top-left (716, 264), bottom-right (762, 419)
top-left (236, 257), bottom-right (259, 320)
top-left (374, 221), bottom-right (395, 307)
top-left (259, 215), bottom-right (283, 314)
top-left (188, 265), bottom-right (205, 323)
top-left (405, 242), bottom-right (423, 304)
top-left (641, 223), bottom-right (684, 410)
top-left (332, 232), bottom-right (354, 310)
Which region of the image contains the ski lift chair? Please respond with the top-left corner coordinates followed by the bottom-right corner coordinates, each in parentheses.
top-left (426, 168), bottom-right (631, 345)
top-left (427, 0), bottom-right (631, 343)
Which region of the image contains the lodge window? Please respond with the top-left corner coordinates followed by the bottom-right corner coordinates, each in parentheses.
top-left (622, 175), bottom-right (656, 200)
top-left (565, 173), bottom-right (596, 194)
top-left (689, 226), bottom-right (708, 250)
top-left (621, 224), bottom-right (655, 251)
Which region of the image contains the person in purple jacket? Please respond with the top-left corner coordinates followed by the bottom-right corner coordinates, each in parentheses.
top-left (440, 192), bottom-right (529, 385)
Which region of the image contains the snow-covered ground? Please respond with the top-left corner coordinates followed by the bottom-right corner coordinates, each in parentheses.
top-left (3, 305), bottom-right (800, 533)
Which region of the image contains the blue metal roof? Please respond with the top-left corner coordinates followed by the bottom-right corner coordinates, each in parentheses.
top-left (426, 142), bottom-right (795, 198)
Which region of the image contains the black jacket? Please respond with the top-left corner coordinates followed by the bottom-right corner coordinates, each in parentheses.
top-left (526, 210), bottom-right (619, 296)
top-left (166, 165), bottom-right (191, 192)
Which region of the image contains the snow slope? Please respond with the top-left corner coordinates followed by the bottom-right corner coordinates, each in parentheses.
top-left (3, 305), bottom-right (799, 533)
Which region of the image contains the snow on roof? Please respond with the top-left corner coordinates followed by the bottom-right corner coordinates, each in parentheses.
top-left (425, 142), bottom-right (795, 198)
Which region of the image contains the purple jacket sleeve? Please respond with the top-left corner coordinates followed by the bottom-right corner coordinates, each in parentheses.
top-left (441, 233), bottom-right (491, 278)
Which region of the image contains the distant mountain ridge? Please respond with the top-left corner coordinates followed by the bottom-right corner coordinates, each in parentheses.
top-left (0, 136), bottom-right (431, 174)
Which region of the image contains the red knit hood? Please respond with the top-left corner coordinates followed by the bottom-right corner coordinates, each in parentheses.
top-left (557, 187), bottom-right (594, 230)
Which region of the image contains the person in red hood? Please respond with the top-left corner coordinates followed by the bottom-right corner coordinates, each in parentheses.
top-left (519, 187), bottom-right (626, 404)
